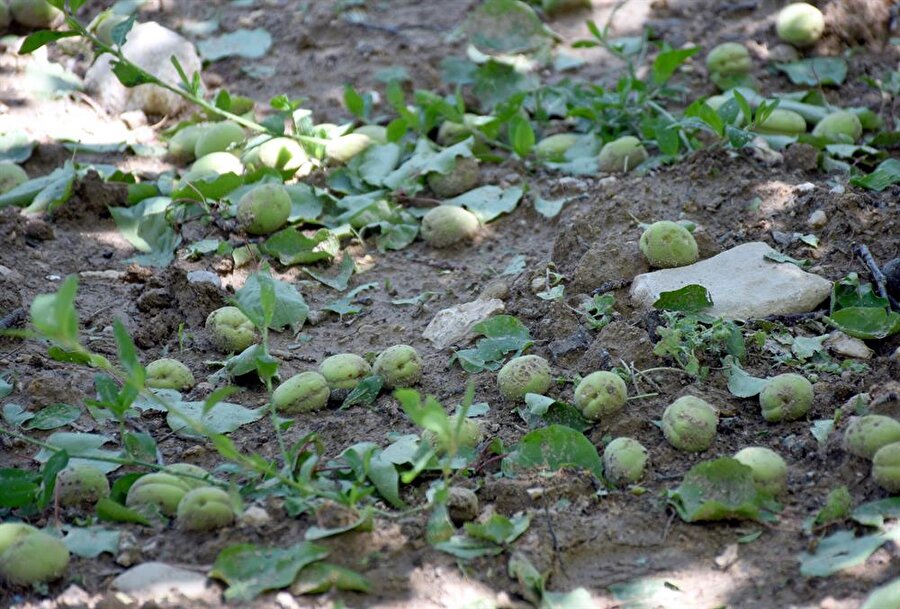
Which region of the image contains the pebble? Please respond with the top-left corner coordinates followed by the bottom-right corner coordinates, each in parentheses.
top-left (807, 209), bottom-right (827, 228)
top-left (186, 270), bottom-right (222, 288)
top-left (825, 331), bottom-right (874, 360)
top-left (240, 505), bottom-right (271, 527)
top-left (111, 562), bottom-right (208, 601)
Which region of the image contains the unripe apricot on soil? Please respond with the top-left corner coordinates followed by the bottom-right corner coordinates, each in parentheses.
top-left (662, 396), bottom-right (718, 452)
top-left (776, 2), bottom-right (825, 47)
top-left (319, 353), bottom-right (372, 390)
top-left (639, 221), bottom-right (699, 268)
top-left (872, 442), bottom-right (900, 493)
top-left (56, 464), bottom-right (110, 507)
top-left (420, 205), bottom-right (480, 248)
top-left (0, 528), bottom-right (69, 585)
top-left (811, 111), bottom-right (862, 144)
top-left (273, 371), bottom-right (330, 414)
top-left (497, 355), bottom-right (552, 402)
top-left (574, 370), bottom-right (627, 421)
top-left (205, 306), bottom-right (257, 353)
top-left (598, 136), bottom-right (648, 173)
top-left (168, 123), bottom-right (209, 164)
top-left (0, 162), bottom-right (28, 194)
top-left (754, 109), bottom-right (807, 135)
top-left (759, 373), bottom-right (813, 422)
top-left (236, 183), bottom-right (291, 235)
top-left (191, 151), bottom-right (244, 176)
top-left (862, 578), bottom-right (900, 609)
top-left (706, 42), bottom-right (752, 77)
top-left (373, 344), bottom-right (422, 389)
top-left (426, 416), bottom-right (484, 454)
top-left (194, 121), bottom-right (245, 158)
top-left (844, 415), bottom-right (900, 460)
top-left (733, 446), bottom-right (788, 496)
top-left (603, 437), bottom-right (648, 486)
top-left (0, 523), bottom-right (38, 555)
top-left (325, 133), bottom-right (372, 163)
top-left (176, 487), bottom-right (235, 531)
top-left (10, 0), bottom-right (62, 28)
top-left (354, 125), bottom-right (388, 144)
top-left (163, 463), bottom-right (211, 489)
top-left (427, 157), bottom-right (479, 198)
top-left (145, 358), bottom-right (195, 390)
top-left (349, 199), bottom-right (397, 230)
top-left (534, 133), bottom-right (579, 162)
top-left (125, 472), bottom-right (190, 516)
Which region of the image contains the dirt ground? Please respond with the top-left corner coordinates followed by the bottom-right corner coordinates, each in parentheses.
top-left (1, 0), bottom-right (899, 608)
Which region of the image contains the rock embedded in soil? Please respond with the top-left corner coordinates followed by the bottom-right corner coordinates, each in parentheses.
top-left (630, 242), bottom-right (832, 319)
top-left (825, 331), bottom-right (873, 359)
top-left (423, 298), bottom-right (505, 350)
top-left (111, 562), bottom-right (209, 601)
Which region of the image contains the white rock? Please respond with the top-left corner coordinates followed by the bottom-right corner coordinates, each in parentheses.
top-left (85, 22), bottom-right (201, 116)
top-left (825, 331), bottom-right (874, 360)
top-left (187, 270), bottom-right (222, 288)
top-left (423, 298), bottom-right (504, 350)
top-left (807, 209), bottom-right (827, 228)
top-left (111, 562), bottom-right (208, 601)
top-left (239, 505), bottom-right (271, 527)
top-left (630, 242), bottom-right (832, 320)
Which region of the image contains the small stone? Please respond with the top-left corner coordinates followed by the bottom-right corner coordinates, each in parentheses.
top-left (57, 584), bottom-right (92, 609)
top-left (112, 563), bottom-right (208, 601)
top-left (239, 506), bottom-right (271, 527)
top-left (423, 298), bottom-right (504, 350)
top-left (447, 487), bottom-right (479, 525)
top-left (795, 182), bottom-right (816, 193)
top-left (714, 544), bottom-right (739, 570)
top-left (276, 592), bottom-right (301, 609)
top-left (186, 270), bottom-right (221, 288)
top-left (807, 210), bottom-right (827, 228)
top-left (825, 331), bottom-right (874, 360)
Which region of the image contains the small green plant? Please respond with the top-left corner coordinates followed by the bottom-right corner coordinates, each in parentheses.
top-left (652, 311), bottom-right (746, 378)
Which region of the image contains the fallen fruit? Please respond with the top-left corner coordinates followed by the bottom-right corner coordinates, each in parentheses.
top-left (354, 125), bottom-right (388, 144)
top-left (754, 108), bottom-right (807, 136)
top-left (639, 220), bottom-right (699, 268)
top-left (776, 2), bottom-right (825, 47)
top-left (420, 205), bottom-right (480, 248)
top-left (706, 42), bottom-right (752, 77)
top-left (861, 576), bottom-right (900, 609)
top-left (244, 136), bottom-right (308, 174)
top-left (125, 472), bottom-right (191, 516)
top-left (844, 415), bottom-right (900, 460)
top-left (603, 437), bottom-right (648, 486)
top-left (0, 161), bottom-right (28, 194)
top-left (0, 523), bottom-right (38, 555)
top-left (193, 121), bottom-right (245, 158)
top-left (872, 442), bottom-right (900, 493)
top-left (497, 355), bottom-right (552, 402)
top-left (163, 463), bottom-right (212, 489)
top-left (427, 157), bottom-right (479, 198)
top-left (733, 446), bottom-right (788, 496)
top-left (56, 464), bottom-right (111, 507)
top-left (0, 528), bottom-right (69, 585)
top-left (167, 123), bottom-right (209, 164)
top-left (9, 0), bottom-right (62, 28)
top-left (426, 415), bottom-right (484, 454)
top-left (811, 111), bottom-right (863, 144)
top-left (190, 151), bottom-right (245, 177)
top-left (273, 371), bottom-right (331, 414)
top-left (534, 133), bottom-right (579, 162)
top-left (372, 344), bottom-right (422, 389)
top-left (176, 486), bottom-right (236, 531)
top-left (205, 306), bottom-right (257, 353)
top-left (598, 136), bottom-right (648, 173)
top-left (236, 183), bottom-right (291, 235)
top-left (145, 358), bottom-right (195, 390)
top-left (574, 370), bottom-right (628, 421)
top-left (662, 395), bottom-right (718, 452)
top-left (325, 133), bottom-right (372, 163)
top-left (759, 373), bottom-right (813, 423)
top-left (319, 353), bottom-right (372, 390)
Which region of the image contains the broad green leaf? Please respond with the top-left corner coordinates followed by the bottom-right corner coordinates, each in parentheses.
top-left (0, 469), bottom-right (40, 508)
top-left (34, 432), bottom-right (122, 474)
top-left (30, 275), bottom-right (81, 351)
top-left (826, 307), bottom-right (900, 340)
top-left (23, 403), bottom-right (81, 430)
top-left (2, 403), bottom-right (33, 427)
top-left (109, 197), bottom-right (181, 267)
top-left (798, 526), bottom-right (900, 577)
top-left (235, 270), bottom-right (309, 332)
top-left (651, 46), bottom-right (699, 85)
top-left (210, 542), bottom-right (329, 601)
top-left (63, 526), bottom-right (121, 558)
top-left (302, 254), bottom-right (355, 291)
top-left (444, 185), bottom-right (523, 223)
top-left (667, 457), bottom-right (778, 523)
top-left (262, 227), bottom-right (339, 266)
top-left (19, 30), bottom-right (81, 54)
top-left (723, 357), bottom-right (768, 398)
top-left (20, 162), bottom-right (76, 214)
top-left (502, 424), bottom-right (603, 479)
top-left (653, 285), bottom-right (713, 313)
top-left (96, 497), bottom-right (152, 525)
top-left (341, 375), bottom-right (383, 410)
top-left (111, 61), bottom-right (154, 87)
top-left (775, 57), bottom-right (847, 86)
top-left (40, 449), bottom-right (69, 507)
top-left (850, 158), bottom-right (900, 192)
top-left (166, 399), bottom-right (264, 438)
top-left (452, 314), bottom-right (533, 373)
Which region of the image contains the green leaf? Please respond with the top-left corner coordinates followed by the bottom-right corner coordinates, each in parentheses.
top-left (210, 542), bottom-right (329, 601)
top-left (23, 403), bottom-right (81, 430)
top-left (723, 357), bottom-right (768, 398)
top-left (508, 116), bottom-right (535, 158)
top-left (63, 526), bottom-right (121, 558)
top-left (0, 469), bottom-right (40, 508)
top-left (30, 274), bottom-right (81, 351)
top-left (2, 403), bottom-right (33, 427)
top-left (343, 85), bottom-right (366, 119)
top-left (444, 185), bottom-right (523, 223)
top-left (667, 457), bottom-right (778, 523)
top-left (502, 424), bottom-right (604, 479)
top-left (465, 513), bottom-right (530, 544)
top-left (40, 449), bottom-right (69, 508)
top-left (651, 46), bottom-right (699, 85)
top-left (302, 254), bottom-right (355, 291)
top-left (197, 28), bottom-right (273, 61)
top-left (166, 398), bottom-right (264, 438)
top-left (775, 57), bottom-right (847, 86)
top-left (96, 497), bottom-right (151, 525)
top-left (652, 285), bottom-right (713, 313)
top-left (305, 511), bottom-right (372, 540)
top-left (18, 30), bottom-right (80, 54)
top-left (111, 61), bottom-right (154, 87)
top-left (109, 197), bottom-right (181, 267)
top-left (292, 563), bottom-right (371, 595)
top-left (262, 227), bottom-right (339, 266)
top-left (235, 269), bottom-right (309, 332)
top-left (764, 250), bottom-right (810, 268)
top-left (849, 159), bottom-right (900, 191)
top-left (826, 307), bottom-right (900, 340)
top-left (798, 526), bottom-right (900, 577)
top-left (341, 375), bottom-right (383, 410)
top-left (533, 195), bottom-right (573, 219)
top-left (452, 314), bottom-right (533, 373)
top-left (34, 432), bottom-right (122, 474)
top-left (20, 161), bottom-right (76, 214)
top-left (852, 498), bottom-right (900, 529)
top-left (171, 172), bottom-right (242, 201)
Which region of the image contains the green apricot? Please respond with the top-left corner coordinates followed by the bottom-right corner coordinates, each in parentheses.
top-left (273, 371), bottom-right (330, 414)
top-left (872, 442), bottom-right (900, 493)
top-left (258, 137), bottom-right (307, 172)
top-left (811, 111), bottom-right (862, 144)
top-left (598, 136), bottom-right (648, 173)
top-left (427, 157), bottom-right (479, 198)
top-left (205, 306), bottom-right (257, 353)
top-left (497, 355), bottom-right (552, 402)
top-left (844, 415), bottom-right (900, 460)
top-left (189, 151), bottom-right (244, 178)
top-left (348, 199), bottom-right (398, 230)
top-left (319, 353), bottom-right (372, 390)
top-left (168, 123), bottom-right (210, 164)
top-left (639, 220), bottom-right (699, 268)
top-left (0, 523), bottom-right (38, 555)
top-left (125, 472), bottom-right (190, 516)
top-left (426, 416), bottom-right (484, 455)
top-left (325, 133), bottom-right (372, 163)
top-left (236, 183), bottom-right (291, 235)
top-left (0, 529), bottom-right (69, 585)
top-left (776, 2), bottom-right (825, 47)
top-left (754, 108), bottom-right (807, 136)
top-left (436, 114), bottom-right (481, 146)
top-left (759, 373), bottom-right (813, 423)
top-left (194, 121), bottom-right (245, 158)
top-left (373, 344), bottom-right (422, 389)
top-left (733, 446), bottom-right (788, 496)
top-left (9, 0), bottom-right (62, 28)
top-left (162, 463), bottom-right (212, 489)
top-left (602, 437), bottom-right (648, 486)
top-left (0, 162), bottom-right (28, 194)
top-left (420, 205), bottom-right (480, 248)
top-left (662, 396), bottom-right (718, 452)
top-left (574, 371), bottom-right (628, 421)
top-left (706, 42), bottom-right (752, 77)
top-left (56, 464), bottom-right (110, 507)
top-left (145, 358), bottom-right (195, 390)
top-left (176, 487), bottom-right (235, 531)
top-left (534, 133), bottom-right (579, 162)
top-left (354, 125), bottom-right (388, 144)
top-left (861, 577), bottom-right (900, 609)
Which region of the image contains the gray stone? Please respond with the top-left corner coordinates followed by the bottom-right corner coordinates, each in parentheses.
top-left (825, 331), bottom-right (874, 359)
top-left (111, 562), bottom-right (208, 601)
top-left (186, 270), bottom-right (221, 288)
top-left (423, 298), bottom-right (504, 350)
top-left (85, 22), bottom-right (201, 116)
top-left (630, 242), bottom-right (832, 320)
